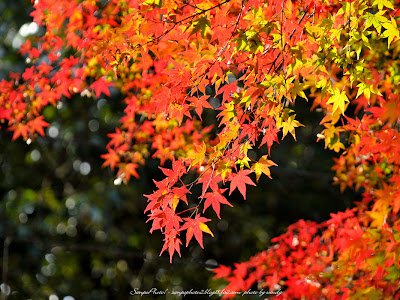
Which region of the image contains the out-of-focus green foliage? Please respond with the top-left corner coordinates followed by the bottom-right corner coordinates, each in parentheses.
top-left (0, 0), bottom-right (33, 79)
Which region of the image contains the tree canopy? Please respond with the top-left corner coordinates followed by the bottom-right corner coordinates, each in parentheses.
top-left (1, 0), bottom-right (400, 298)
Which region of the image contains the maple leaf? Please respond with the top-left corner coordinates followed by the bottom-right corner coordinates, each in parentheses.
top-left (119, 163), bottom-right (140, 181)
top-left (171, 186), bottom-right (190, 210)
top-left (326, 88), bottom-right (349, 115)
top-left (147, 209), bottom-right (165, 233)
top-left (163, 207), bottom-right (183, 234)
top-left (280, 114), bottom-right (304, 140)
top-left (189, 95), bottom-right (213, 120)
top-left (259, 127), bottom-right (279, 155)
top-left (11, 123), bottom-right (30, 141)
top-left (368, 208), bottom-right (390, 230)
top-left (91, 77), bottom-right (113, 98)
top-left (330, 140), bottom-right (345, 153)
top-left (101, 149), bottom-right (120, 170)
top-left (180, 214), bottom-right (214, 248)
top-left (191, 16), bottom-right (211, 38)
top-left (29, 116), bottom-right (50, 137)
top-left (216, 82), bottom-right (237, 103)
top-left (22, 66), bottom-right (35, 81)
top-left (364, 12), bottom-right (387, 34)
top-left (217, 101), bottom-right (237, 125)
top-left (159, 158), bottom-right (186, 184)
top-left (188, 142), bottom-right (207, 169)
top-left (229, 169), bottom-right (256, 200)
top-left (372, 0), bottom-right (394, 10)
top-left (289, 79), bottom-right (308, 101)
top-left (251, 155), bottom-right (277, 181)
top-left (214, 265), bottom-right (232, 279)
top-left (356, 82), bottom-right (372, 100)
top-left (198, 172), bottom-right (221, 196)
top-left (203, 189), bottom-right (232, 219)
top-left (160, 229), bottom-right (182, 263)
top-left (382, 17), bottom-right (399, 47)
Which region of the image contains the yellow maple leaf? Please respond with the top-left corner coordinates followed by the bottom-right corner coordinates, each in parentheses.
top-left (280, 114), bottom-right (304, 140)
top-left (382, 17), bottom-right (400, 47)
top-left (199, 222), bottom-right (214, 237)
top-left (327, 88), bottom-right (349, 115)
top-left (188, 142), bottom-right (206, 169)
top-left (251, 155), bottom-right (277, 181)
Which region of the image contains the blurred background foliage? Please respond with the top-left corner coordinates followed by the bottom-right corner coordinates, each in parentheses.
top-left (0, 0), bottom-right (358, 299)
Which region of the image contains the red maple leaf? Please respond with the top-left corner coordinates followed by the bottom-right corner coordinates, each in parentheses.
top-left (91, 77), bottom-right (113, 98)
top-left (213, 265), bottom-right (232, 279)
top-left (163, 207), bottom-right (183, 234)
top-left (203, 188), bottom-right (232, 219)
top-left (160, 229), bottom-right (182, 263)
top-left (29, 116), bottom-right (49, 137)
top-left (171, 186), bottom-right (190, 206)
top-left (198, 173), bottom-right (221, 196)
top-left (11, 123), bottom-right (29, 141)
top-left (216, 81), bottom-right (237, 103)
top-left (229, 169), bottom-right (256, 200)
top-left (159, 158), bottom-right (186, 184)
top-left (189, 95), bottom-right (213, 119)
top-left (180, 214), bottom-right (214, 248)
top-left (259, 127), bottom-right (279, 155)
top-left (119, 163), bottom-right (140, 181)
top-left (22, 66), bottom-right (35, 81)
top-left (101, 149), bottom-right (120, 170)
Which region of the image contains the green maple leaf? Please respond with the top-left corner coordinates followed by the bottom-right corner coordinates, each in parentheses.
top-left (191, 16), bottom-right (211, 38)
